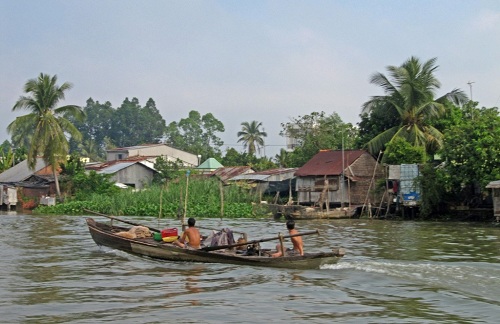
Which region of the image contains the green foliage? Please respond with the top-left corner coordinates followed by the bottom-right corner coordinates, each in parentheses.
top-left (440, 102), bottom-right (500, 202)
top-left (431, 100), bottom-right (464, 133)
top-left (220, 148), bottom-right (277, 171)
top-left (383, 137), bottom-right (427, 164)
top-left (60, 154), bottom-right (85, 176)
top-left (0, 140), bottom-right (11, 155)
top-left (153, 156), bottom-right (185, 183)
top-left (361, 57), bottom-right (468, 157)
top-left (280, 111), bottom-right (359, 167)
top-left (69, 98), bottom-right (114, 159)
top-left (0, 145), bottom-right (15, 172)
top-left (34, 177), bottom-right (260, 218)
top-left (164, 110), bottom-right (225, 159)
top-left (59, 154), bottom-right (87, 196)
top-left (250, 156), bottom-right (277, 171)
top-left (111, 97), bottom-right (167, 147)
top-left (357, 101), bottom-right (399, 148)
top-left (279, 146), bottom-right (312, 167)
top-left (415, 164), bottom-right (449, 219)
top-left (70, 97), bottom-right (167, 159)
top-left (237, 120), bottom-right (267, 156)
top-left (72, 170), bottom-right (120, 199)
top-left (7, 73), bottom-right (85, 197)
top-left (274, 149), bottom-right (290, 167)
top-left (221, 147), bottom-right (247, 166)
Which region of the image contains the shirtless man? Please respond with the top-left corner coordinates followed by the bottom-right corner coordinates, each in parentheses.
top-left (173, 217), bottom-right (201, 249)
top-left (272, 220), bottom-right (304, 257)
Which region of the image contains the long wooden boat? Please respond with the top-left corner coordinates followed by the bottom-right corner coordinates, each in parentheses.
top-left (86, 218), bottom-right (345, 269)
top-left (267, 204), bottom-right (360, 220)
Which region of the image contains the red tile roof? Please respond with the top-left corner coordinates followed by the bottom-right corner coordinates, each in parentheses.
top-left (294, 150), bottom-right (367, 176)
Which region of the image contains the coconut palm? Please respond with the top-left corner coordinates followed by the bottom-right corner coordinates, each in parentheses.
top-left (7, 73), bottom-right (85, 197)
top-left (362, 56), bottom-right (468, 156)
top-left (237, 121), bottom-right (267, 156)
top-left (78, 138), bottom-right (104, 162)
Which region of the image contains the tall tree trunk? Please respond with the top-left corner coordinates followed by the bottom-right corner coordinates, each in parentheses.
top-left (53, 167), bottom-right (61, 198)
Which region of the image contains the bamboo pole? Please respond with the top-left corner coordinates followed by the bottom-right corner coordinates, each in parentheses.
top-left (196, 225), bottom-right (247, 237)
top-left (158, 184), bottom-right (163, 229)
top-left (361, 150), bottom-right (383, 216)
top-left (84, 209), bottom-right (161, 232)
top-left (220, 182), bottom-right (225, 217)
top-left (201, 230), bottom-right (319, 252)
top-left (278, 233), bottom-right (285, 257)
top-left (183, 170), bottom-right (191, 231)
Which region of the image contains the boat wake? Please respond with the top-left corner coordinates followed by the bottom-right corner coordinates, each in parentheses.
top-left (321, 259), bottom-right (500, 302)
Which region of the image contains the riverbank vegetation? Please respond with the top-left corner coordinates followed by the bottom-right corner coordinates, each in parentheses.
top-left (4, 57), bottom-right (500, 220)
top-left (35, 176), bottom-right (261, 218)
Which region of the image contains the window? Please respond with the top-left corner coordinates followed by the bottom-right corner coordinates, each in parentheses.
top-left (314, 177), bottom-right (339, 191)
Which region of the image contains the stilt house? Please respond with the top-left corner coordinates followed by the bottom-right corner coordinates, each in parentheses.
top-left (294, 150), bottom-right (384, 207)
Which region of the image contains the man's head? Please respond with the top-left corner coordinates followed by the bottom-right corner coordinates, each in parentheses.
top-left (188, 217), bottom-right (196, 227)
top-left (286, 220), bottom-right (295, 230)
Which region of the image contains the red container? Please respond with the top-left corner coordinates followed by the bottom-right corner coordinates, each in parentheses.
top-left (161, 228), bottom-right (178, 238)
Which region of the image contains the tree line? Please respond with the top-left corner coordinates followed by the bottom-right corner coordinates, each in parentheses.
top-left (3, 56), bottom-right (500, 218)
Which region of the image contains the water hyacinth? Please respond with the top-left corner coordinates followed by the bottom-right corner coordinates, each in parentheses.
top-left (35, 177), bottom-right (262, 218)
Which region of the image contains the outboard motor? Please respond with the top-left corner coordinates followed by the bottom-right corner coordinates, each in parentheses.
top-left (245, 243), bottom-right (261, 256)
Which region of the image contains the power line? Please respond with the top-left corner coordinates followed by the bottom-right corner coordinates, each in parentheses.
top-left (224, 144), bottom-right (287, 147)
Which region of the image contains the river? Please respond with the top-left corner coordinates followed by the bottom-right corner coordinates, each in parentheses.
top-left (0, 212), bottom-right (499, 323)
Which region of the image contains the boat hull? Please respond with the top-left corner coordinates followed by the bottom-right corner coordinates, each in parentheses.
top-left (86, 218), bottom-right (344, 269)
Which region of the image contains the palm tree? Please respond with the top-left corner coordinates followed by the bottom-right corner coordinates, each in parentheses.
top-left (362, 56), bottom-right (468, 156)
top-left (275, 148), bottom-right (289, 168)
top-left (237, 121), bottom-right (267, 156)
top-left (78, 138), bottom-right (104, 162)
top-left (7, 73), bottom-right (85, 197)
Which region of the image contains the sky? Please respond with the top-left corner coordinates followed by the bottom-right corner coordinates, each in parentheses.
top-left (1, 0), bottom-right (500, 158)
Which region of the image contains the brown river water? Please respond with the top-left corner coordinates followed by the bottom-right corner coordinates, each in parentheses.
top-left (0, 212), bottom-right (499, 323)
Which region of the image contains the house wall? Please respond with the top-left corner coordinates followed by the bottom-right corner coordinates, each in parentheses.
top-left (1, 185), bottom-right (18, 209)
top-left (493, 188), bottom-right (500, 218)
top-left (347, 153), bottom-right (385, 205)
top-left (296, 153), bottom-right (384, 206)
top-left (22, 187), bottom-right (51, 199)
top-left (110, 164), bottom-right (155, 189)
top-left (267, 171), bottom-right (296, 182)
top-left (296, 176), bottom-right (348, 205)
top-left (107, 145), bottom-right (198, 166)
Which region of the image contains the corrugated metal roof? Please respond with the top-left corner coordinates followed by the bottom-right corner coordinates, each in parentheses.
top-left (294, 150), bottom-right (367, 176)
top-left (88, 156), bottom-right (153, 171)
top-left (229, 168), bottom-right (298, 181)
top-left (107, 143), bottom-right (163, 152)
top-left (209, 166), bottom-right (254, 182)
top-left (486, 180), bottom-right (500, 189)
top-left (0, 158), bottom-right (49, 183)
top-left (97, 162), bottom-right (136, 174)
top-left (252, 168), bottom-right (297, 176)
top-left (230, 174), bottom-right (270, 181)
top-left (96, 160), bottom-right (157, 175)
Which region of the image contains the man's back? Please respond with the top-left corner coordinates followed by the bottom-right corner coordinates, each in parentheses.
top-left (289, 229), bottom-right (304, 255)
top-left (185, 227), bottom-right (201, 248)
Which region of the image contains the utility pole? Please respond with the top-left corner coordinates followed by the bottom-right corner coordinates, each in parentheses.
top-left (340, 131), bottom-right (345, 208)
top-left (467, 81), bottom-right (475, 101)
top-left (467, 81), bottom-right (475, 120)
